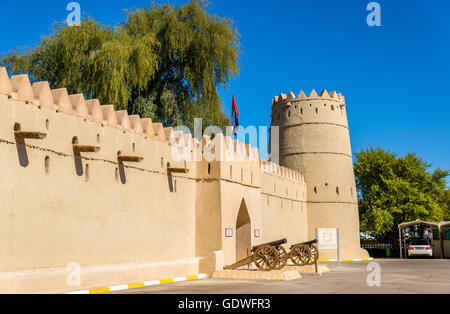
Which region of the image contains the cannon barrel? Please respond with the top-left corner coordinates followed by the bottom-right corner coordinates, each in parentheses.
top-left (289, 239), bottom-right (318, 249)
top-left (251, 238), bottom-right (287, 253)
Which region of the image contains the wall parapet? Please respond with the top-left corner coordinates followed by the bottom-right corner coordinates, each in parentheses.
top-left (0, 68), bottom-right (184, 142)
top-left (272, 89), bottom-right (345, 107)
top-left (0, 68), bottom-right (262, 162)
top-left (259, 160), bottom-right (304, 183)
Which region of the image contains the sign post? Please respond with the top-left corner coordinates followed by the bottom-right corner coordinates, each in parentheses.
top-left (316, 228), bottom-right (341, 267)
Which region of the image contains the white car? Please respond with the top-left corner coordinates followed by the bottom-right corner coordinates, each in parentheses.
top-left (408, 239), bottom-right (433, 258)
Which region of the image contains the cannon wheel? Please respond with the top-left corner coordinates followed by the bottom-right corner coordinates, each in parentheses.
top-left (290, 244), bottom-right (311, 266)
top-left (274, 246), bottom-right (288, 270)
top-left (254, 245), bottom-right (279, 271)
top-left (308, 244), bottom-right (319, 265)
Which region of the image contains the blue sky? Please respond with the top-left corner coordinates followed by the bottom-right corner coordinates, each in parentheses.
top-left (1, 0), bottom-right (449, 175)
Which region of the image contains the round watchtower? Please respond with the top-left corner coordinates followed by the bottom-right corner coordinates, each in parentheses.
top-left (270, 89), bottom-right (368, 259)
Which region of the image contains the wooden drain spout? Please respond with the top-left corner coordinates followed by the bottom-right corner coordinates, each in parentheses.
top-left (168, 167), bottom-right (189, 174)
top-left (14, 131), bottom-right (47, 140)
top-left (118, 155), bottom-right (143, 163)
top-left (73, 145), bottom-right (101, 153)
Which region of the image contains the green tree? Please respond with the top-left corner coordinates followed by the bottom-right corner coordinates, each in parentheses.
top-left (1, 20), bottom-right (158, 115)
top-left (0, 0), bottom-right (239, 130)
top-left (124, 1), bottom-right (239, 128)
top-left (354, 147), bottom-right (449, 245)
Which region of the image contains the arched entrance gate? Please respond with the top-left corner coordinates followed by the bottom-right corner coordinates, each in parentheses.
top-left (235, 199), bottom-right (251, 262)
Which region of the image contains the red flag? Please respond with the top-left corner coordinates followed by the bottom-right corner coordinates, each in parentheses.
top-left (232, 94), bottom-right (239, 116)
top-left (231, 94), bottom-right (239, 135)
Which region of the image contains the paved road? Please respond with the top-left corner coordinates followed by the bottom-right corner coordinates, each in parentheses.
top-left (109, 259), bottom-right (450, 294)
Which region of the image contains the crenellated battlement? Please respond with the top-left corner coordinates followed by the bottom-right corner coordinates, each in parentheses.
top-left (272, 89), bottom-right (346, 107)
top-left (270, 88), bottom-right (349, 128)
top-left (0, 68), bottom-right (202, 150)
top-left (0, 68), bottom-right (267, 164)
top-left (203, 133), bottom-right (260, 163)
top-left (0, 67), bottom-right (307, 185)
top-left (259, 160), bottom-right (304, 183)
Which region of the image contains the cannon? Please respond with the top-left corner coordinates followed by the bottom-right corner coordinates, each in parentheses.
top-left (253, 239), bottom-right (288, 271)
top-left (288, 239), bottom-right (319, 266)
top-left (256, 239), bottom-right (319, 269)
top-left (224, 239), bottom-right (286, 271)
top-left (251, 238), bottom-right (287, 253)
top-left (256, 238), bottom-right (319, 269)
top-left (224, 238), bottom-right (319, 271)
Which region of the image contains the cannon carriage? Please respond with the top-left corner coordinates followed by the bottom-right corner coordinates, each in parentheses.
top-left (285, 239), bottom-right (319, 267)
top-left (224, 238), bottom-right (319, 271)
top-left (224, 239), bottom-right (286, 271)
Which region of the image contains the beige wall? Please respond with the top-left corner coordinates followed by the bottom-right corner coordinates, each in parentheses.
top-left (0, 91), bottom-right (309, 292)
top-left (0, 94), bottom-right (200, 292)
top-left (194, 155), bottom-right (309, 268)
top-left (219, 179), bottom-right (263, 267)
top-left (0, 70), bottom-right (368, 293)
top-left (260, 172), bottom-right (309, 248)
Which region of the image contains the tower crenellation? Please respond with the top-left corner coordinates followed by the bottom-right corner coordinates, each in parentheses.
top-left (272, 89), bottom-right (345, 106)
top-left (271, 89), bottom-right (348, 130)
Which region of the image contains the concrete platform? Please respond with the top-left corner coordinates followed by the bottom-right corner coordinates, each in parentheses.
top-left (285, 264), bottom-right (330, 275)
top-left (212, 269), bottom-right (302, 281)
top-left (110, 259), bottom-right (450, 294)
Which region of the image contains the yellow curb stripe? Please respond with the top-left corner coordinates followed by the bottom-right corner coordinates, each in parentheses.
top-left (186, 275), bottom-right (199, 281)
top-left (128, 282), bottom-right (145, 289)
top-left (318, 258), bottom-right (374, 262)
top-left (64, 273), bottom-right (207, 294)
top-left (288, 257), bottom-right (374, 264)
top-left (89, 287), bottom-right (110, 294)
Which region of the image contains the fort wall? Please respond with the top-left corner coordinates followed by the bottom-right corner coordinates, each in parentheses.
top-left (260, 161), bottom-right (309, 248)
top-left (0, 91), bottom-right (200, 292)
top-left (0, 68), bottom-right (310, 293)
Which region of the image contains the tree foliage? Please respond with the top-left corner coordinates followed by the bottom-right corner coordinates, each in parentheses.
top-left (1, 20), bottom-right (158, 114)
top-left (354, 147), bottom-right (449, 235)
top-left (0, 0), bottom-right (239, 129)
top-left (123, 1), bottom-right (239, 128)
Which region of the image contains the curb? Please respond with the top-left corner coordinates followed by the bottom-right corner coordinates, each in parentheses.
top-left (64, 273), bottom-right (208, 294)
top-left (286, 257), bottom-right (374, 266)
top-left (318, 258), bottom-right (374, 262)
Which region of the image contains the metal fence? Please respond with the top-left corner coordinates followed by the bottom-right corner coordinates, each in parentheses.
top-left (361, 241), bottom-right (393, 250)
